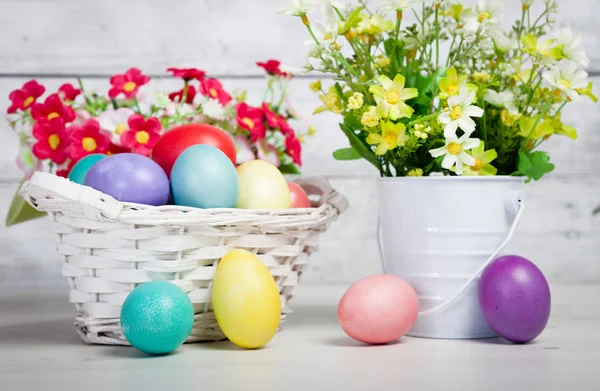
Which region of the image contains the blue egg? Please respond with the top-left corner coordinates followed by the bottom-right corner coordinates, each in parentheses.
top-left (68, 154), bottom-right (107, 185)
top-left (120, 281), bottom-right (194, 355)
top-left (170, 144), bottom-right (239, 208)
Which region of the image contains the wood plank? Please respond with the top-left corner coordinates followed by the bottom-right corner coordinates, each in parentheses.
top-left (0, 0), bottom-right (598, 75)
top-left (1, 76), bottom-right (599, 181)
top-left (1, 176), bottom-right (599, 286)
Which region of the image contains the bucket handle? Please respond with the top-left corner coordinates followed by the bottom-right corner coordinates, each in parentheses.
top-left (376, 190), bottom-right (524, 318)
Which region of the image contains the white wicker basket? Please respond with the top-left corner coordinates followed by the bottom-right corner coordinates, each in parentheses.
top-left (21, 172), bottom-right (348, 345)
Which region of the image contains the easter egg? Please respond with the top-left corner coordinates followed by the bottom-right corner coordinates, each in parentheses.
top-left (338, 274), bottom-right (419, 344)
top-left (212, 249), bottom-right (281, 349)
top-left (120, 281), bottom-right (194, 355)
top-left (288, 182), bottom-right (311, 208)
top-left (479, 255), bottom-right (551, 343)
top-left (170, 144), bottom-right (239, 208)
top-left (237, 160), bottom-right (290, 209)
top-left (151, 123), bottom-right (236, 177)
top-left (84, 153), bottom-right (170, 206)
top-left (68, 154), bottom-right (107, 185)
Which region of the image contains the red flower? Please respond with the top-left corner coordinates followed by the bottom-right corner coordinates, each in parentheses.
top-left (167, 67), bottom-right (206, 81)
top-left (56, 160), bottom-right (76, 178)
top-left (32, 118), bottom-right (70, 164)
top-left (199, 78), bottom-right (232, 105)
top-left (107, 143), bottom-right (130, 156)
top-left (262, 103), bottom-right (280, 128)
top-left (257, 59), bottom-right (291, 77)
top-left (285, 135), bottom-right (302, 166)
top-left (108, 68), bottom-right (150, 99)
top-left (237, 103), bottom-right (266, 142)
top-left (120, 114), bottom-right (161, 156)
top-left (68, 119), bottom-right (110, 162)
top-left (7, 80), bottom-right (46, 113)
top-left (58, 83), bottom-right (81, 101)
top-left (278, 116), bottom-right (295, 137)
top-left (169, 85), bottom-right (197, 104)
top-left (31, 93), bottom-right (76, 124)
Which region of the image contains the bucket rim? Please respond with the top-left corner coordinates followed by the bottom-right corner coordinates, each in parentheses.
top-left (377, 175), bottom-right (526, 183)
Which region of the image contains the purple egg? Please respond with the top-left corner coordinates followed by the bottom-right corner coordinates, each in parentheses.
top-left (84, 153), bottom-right (169, 206)
top-left (478, 255), bottom-right (551, 343)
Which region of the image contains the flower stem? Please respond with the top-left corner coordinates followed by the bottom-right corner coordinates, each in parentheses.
top-left (446, 35), bottom-right (457, 68)
top-left (182, 81), bottom-right (189, 104)
top-left (304, 22), bottom-right (320, 45)
top-left (434, 8), bottom-right (440, 68)
top-left (133, 97), bottom-right (142, 114)
top-left (517, 9), bottom-right (526, 49)
top-left (526, 98), bottom-right (553, 141)
top-left (552, 101), bottom-right (568, 119)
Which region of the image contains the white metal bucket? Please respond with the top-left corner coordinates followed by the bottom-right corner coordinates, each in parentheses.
top-left (377, 176), bottom-right (525, 339)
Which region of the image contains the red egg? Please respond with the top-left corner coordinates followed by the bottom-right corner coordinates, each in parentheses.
top-left (288, 182), bottom-right (311, 208)
top-left (151, 123), bottom-right (236, 177)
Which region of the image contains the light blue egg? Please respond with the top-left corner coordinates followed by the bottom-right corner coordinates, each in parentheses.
top-left (120, 281), bottom-right (194, 355)
top-left (68, 154), bottom-right (107, 185)
top-left (170, 144), bottom-right (239, 208)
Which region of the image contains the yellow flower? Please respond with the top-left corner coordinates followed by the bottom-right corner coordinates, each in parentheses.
top-left (369, 74), bottom-right (418, 120)
top-left (347, 92), bottom-right (364, 110)
top-left (314, 86), bottom-right (343, 114)
top-left (356, 14), bottom-right (394, 35)
top-left (307, 124), bottom-right (317, 136)
top-left (521, 34), bottom-right (562, 61)
top-left (519, 116), bottom-right (554, 140)
top-left (361, 106), bottom-right (380, 127)
top-left (550, 113), bottom-right (577, 140)
top-left (366, 121), bottom-right (409, 155)
top-left (438, 68), bottom-right (475, 99)
top-left (375, 56), bottom-right (391, 69)
top-left (310, 80), bottom-right (322, 92)
top-left (500, 109), bottom-right (522, 127)
top-left (445, 3), bottom-right (464, 22)
top-left (460, 142), bottom-right (498, 176)
top-left (472, 72), bottom-right (491, 83)
top-left (407, 168), bottom-right (423, 177)
top-left (576, 82), bottom-right (598, 103)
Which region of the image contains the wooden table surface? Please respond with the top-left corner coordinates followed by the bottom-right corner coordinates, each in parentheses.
top-left (1, 284), bottom-right (599, 390)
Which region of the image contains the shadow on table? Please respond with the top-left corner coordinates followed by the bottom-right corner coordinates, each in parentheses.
top-left (0, 318), bottom-right (82, 346)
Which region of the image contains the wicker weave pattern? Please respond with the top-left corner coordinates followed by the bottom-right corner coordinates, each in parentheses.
top-left (21, 172), bottom-right (348, 345)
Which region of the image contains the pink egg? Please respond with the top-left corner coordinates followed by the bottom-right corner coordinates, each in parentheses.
top-left (288, 182), bottom-right (311, 208)
top-left (338, 274), bottom-right (419, 344)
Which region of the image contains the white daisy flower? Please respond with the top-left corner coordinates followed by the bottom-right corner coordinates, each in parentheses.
top-left (438, 86), bottom-right (484, 137)
top-left (429, 134), bottom-right (481, 175)
top-left (380, 0), bottom-right (424, 13)
top-left (277, 0), bottom-right (316, 16)
top-left (522, 0), bottom-right (535, 6)
top-left (555, 28), bottom-right (589, 68)
top-left (464, 0), bottom-right (504, 33)
top-left (97, 108), bottom-right (135, 146)
top-left (257, 139), bottom-right (281, 166)
top-left (305, 17), bottom-right (340, 49)
top-left (542, 61), bottom-right (589, 102)
top-left (488, 27), bottom-right (517, 53)
top-left (484, 89), bottom-right (519, 115)
top-left (202, 98), bottom-right (226, 120)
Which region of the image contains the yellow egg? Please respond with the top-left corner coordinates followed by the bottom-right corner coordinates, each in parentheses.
top-left (236, 160), bottom-right (291, 209)
top-left (212, 249), bottom-right (281, 349)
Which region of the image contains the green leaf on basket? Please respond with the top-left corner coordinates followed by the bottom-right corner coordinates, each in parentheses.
top-left (333, 147), bottom-right (362, 160)
top-left (279, 163), bottom-right (302, 175)
top-left (5, 181), bottom-right (46, 227)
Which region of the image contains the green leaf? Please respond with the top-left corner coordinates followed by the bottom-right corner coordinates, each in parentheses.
top-left (518, 150), bottom-right (555, 182)
top-left (334, 83), bottom-right (345, 102)
top-left (343, 112), bottom-right (362, 130)
top-left (333, 147), bottom-right (362, 160)
top-left (5, 182), bottom-right (46, 227)
top-left (339, 123), bottom-right (380, 169)
top-left (279, 163), bottom-right (302, 175)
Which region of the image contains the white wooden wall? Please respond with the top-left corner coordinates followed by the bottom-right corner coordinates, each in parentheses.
top-left (1, 0), bottom-right (599, 287)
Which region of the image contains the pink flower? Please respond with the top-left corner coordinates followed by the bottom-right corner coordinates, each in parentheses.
top-left (120, 114), bottom-right (162, 156)
top-left (233, 135), bottom-right (256, 164)
top-left (257, 139), bottom-right (281, 167)
top-left (236, 103), bottom-right (265, 142)
top-left (167, 67), bottom-right (206, 81)
top-left (169, 85), bottom-right (197, 104)
top-left (262, 102), bottom-right (280, 128)
top-left (257, 59), bottom-right (292, 78)
top-left (97, 108), bottom-right (136, 146)
top-left (108, 68), bottom-right (150, 99)
top-left (31, 93), bottom-right (76, 124)
top-left (285, 135), bottom-right (302, 166)
top-left (67, 119), bottom-right (110, 163)
top-left (32, 118), bottom-right (70, 164)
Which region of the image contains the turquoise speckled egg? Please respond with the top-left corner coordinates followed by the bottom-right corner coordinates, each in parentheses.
top-left (120, 281), bottom-right (194, 355)
top-left (68, 154), bottom-right (107, 185)
top-left (170, 144), bottom-right (239, 208)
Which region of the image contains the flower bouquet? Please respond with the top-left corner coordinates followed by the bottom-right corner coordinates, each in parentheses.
top-left (280, 0), bottom-right (596, 178)
top-left (5, 61), bottom-right (314, 226)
